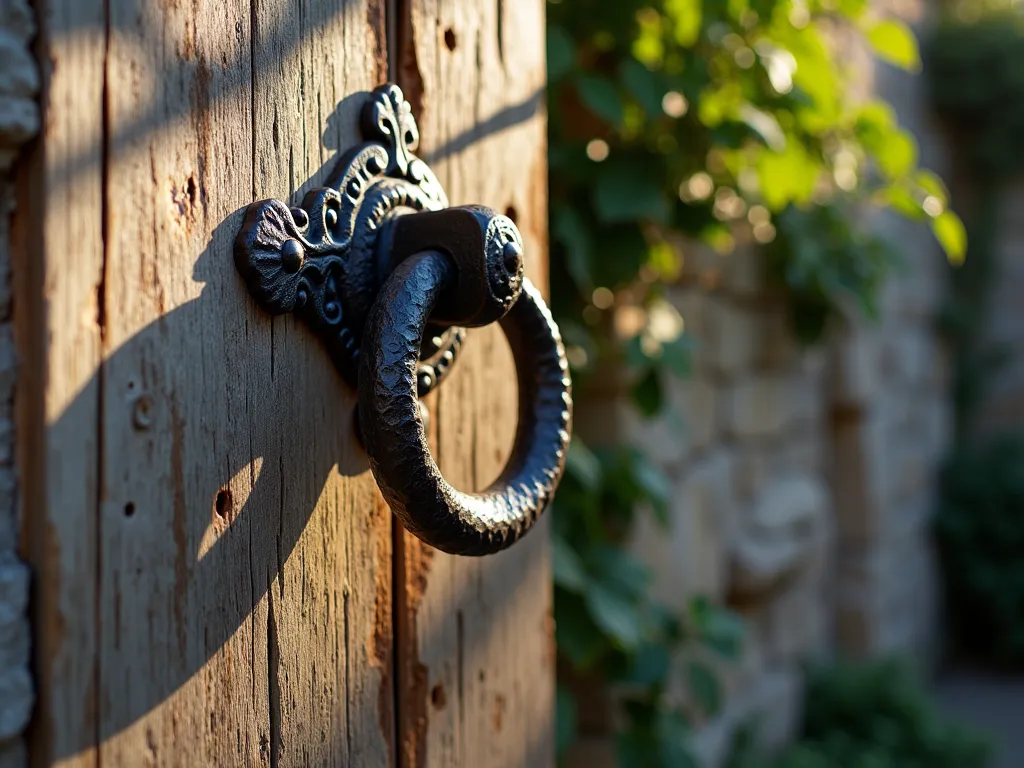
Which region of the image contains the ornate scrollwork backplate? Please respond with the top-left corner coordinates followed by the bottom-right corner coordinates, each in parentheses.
top-left (234, 84), bottom-right (466, 392)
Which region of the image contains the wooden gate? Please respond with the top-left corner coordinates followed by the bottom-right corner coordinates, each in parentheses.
top-left (13, 1), bottom-right (552, 764)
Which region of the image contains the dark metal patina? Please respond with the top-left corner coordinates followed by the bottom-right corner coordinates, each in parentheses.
top-left (234, 84), bottom-right (572, 556)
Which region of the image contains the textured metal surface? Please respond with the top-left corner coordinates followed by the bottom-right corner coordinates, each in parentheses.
top-left (359, 251), bottom-right (571, 555)
top-left (235, 83), bottom-right (572, 555)
top-left (234, 84), bottom-right (464, 392)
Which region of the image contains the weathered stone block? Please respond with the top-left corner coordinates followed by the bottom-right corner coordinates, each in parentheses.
top-left (788, 369), bottom-right (825, 430)
top-left (668, 286), bottom-right (708, 340)
top-left (631, 451), bottom-right (735, 609)
top-left (721, 376), bottom-right (791, 440)
top-left (784, 429), bottom-right (826, 477)
top-left (881, 328), bottom-right (938, 387)
top-left (732, 444), bottom-right (774, 505)
top-left (755, 305), bottom-right (800, 371)
top-left (720, 245), bottom-right (764, 298)
top-left (0, 417), bottom-right (14, 467)
top-left (919, 397), bottom-right (953, 465)
top-left (0, 667), bottom-right (30, 742)
top-left (0, 556), bottom-right (30, 750)
top-left (0, 327), bottom-right (16, 406)
top-left (626, 375), bottom-right (718, 469)
top-left (730, 475), bottom-right (829, 601)
top-left (690, 667), bottom-right (803, 768)
top-left (702, 298), bottom-right (759, 378)
top-left (766, 578), bottom-right (829, 662)
top-left (829, 326), bottom-right (882, 406)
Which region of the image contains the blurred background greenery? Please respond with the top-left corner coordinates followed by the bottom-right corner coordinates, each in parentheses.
top-left (545, 0), bottom-right (1024, 765)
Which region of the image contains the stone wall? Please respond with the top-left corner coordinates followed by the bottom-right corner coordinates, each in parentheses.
top-left (631, 250), bottom-right (835, 765)
top-left (565, 243), bottom-right (837, 767)
top-left (829, 2), bottom-right (951, 663)
top-left (829, 227), bottom-right (950, 662)
top-left (566, 10), bottom-right (952, 762)
top-left (0, 0), bottom-right (37, 765)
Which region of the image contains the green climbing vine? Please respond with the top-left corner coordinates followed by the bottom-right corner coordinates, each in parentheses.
top-left (547, 0), bottom-right (965, 763)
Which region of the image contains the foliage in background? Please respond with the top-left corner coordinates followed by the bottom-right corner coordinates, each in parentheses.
top-left (936, 436), bottom-right (1024, 665)
top-left (548, 0), bottom-right (964, 763)
top-left (729, 658), bottom-right (990, 767)
top-left (926, 8), bottom-right (1024, 666)
top-left (553, 443), bottom-right (745, 764)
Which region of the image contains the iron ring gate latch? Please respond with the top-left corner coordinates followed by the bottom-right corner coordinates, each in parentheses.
top-left (233, 84), bottom-right (573, 556)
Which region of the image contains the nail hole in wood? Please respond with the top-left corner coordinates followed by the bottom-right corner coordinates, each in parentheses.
top-left (124, 502), bottom-right (136, 518)
top-left (444, 28), bottom-right (457, 51)
top-left (215, 488), bottom-right (233, 520)
top-left (431, 684), bottom-right (447, 709)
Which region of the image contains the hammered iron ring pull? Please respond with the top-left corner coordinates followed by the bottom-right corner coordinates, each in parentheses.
top-left (360, 208), bottom-right (572, 555)
top-left (234, 84), bottom-right (572, 556)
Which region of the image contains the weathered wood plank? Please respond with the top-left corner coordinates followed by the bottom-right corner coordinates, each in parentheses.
top-left (395, 1), bottom-right (555, 765)
top-left (247, 3), bottom-right (393, 765)
top-left (96, 1), bottom-right (264, 762)
top-left (21, 1), bottom-right (394, 765)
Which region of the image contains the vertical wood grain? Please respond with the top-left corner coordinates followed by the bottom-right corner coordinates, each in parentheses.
top-left (21, 1), bottom-right (394, 765)
top-left (395, 1), bottom-right (555, 765)
top-left (22, 0), bottom-right (552, 764)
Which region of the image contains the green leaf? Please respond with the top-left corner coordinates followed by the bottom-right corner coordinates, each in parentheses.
top-left (836, 0), bottom-right (870, 18)
top-left (666, 0), bottom-right (702, 47)
top-left (556, 686), bottom-right (578, 756)
top-left (622, 643), bottom-right (671, 687)
top-left (913, 168), bottom-right (949, 203)
top-left (757, 142), bottom-right (820, 211)
top-left (687, 660), bottom-right (721, 715)
top-left (866, 19), bottom-right (921, 72)
top-left (587, 544), bottom-right (651, 598)
top-left (699, 608), bottom-right (746, 660)
top-left (661, 335), bottom-right (693, 377)
top-left (647, 240), bottom-right (683, 281)
top-left (626, 335), bottom-right (652, 369)
top-left (656, 710), bottom-right (697, 768)
top-left (619, 58), bottom-right (665, 118)
top-left (697, 82), bottom-right (743, 127)
top-left (616, 727), bottom-right (660, 768)
top-left (592, 224), bottom-right (648, 287)
top-left (547, 25), bottom-right (575, 82)
top-left (556, 592), bottom-right (606, 668)
top-left (854, 100), bottom-right (897, 150)
top-left (632, 8), bottom-right (665, 67)
top-left (576, 75), bottom-right (624, 125)
top-left (565, 439), bottom-right (602, 491)
top-left (631, 367), bottom-right (664, 417)
top-left (631, 452), bottom-right (672, 524)
top-left (874, 129), bottom-right (918, 180)
top-left (593, 160), bottom-right (670, 224)
top-left (552, 534), bottom-right (588, 593)
top-left (882, 183), bottom-right (926, 221)
top-left (932, 210), bottom-right (967, 266)
top-left (585, 582), bottom-right (645, 650)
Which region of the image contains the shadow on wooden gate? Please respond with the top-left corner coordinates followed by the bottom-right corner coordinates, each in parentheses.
top-left (26, 11), bottom-right (547, 754)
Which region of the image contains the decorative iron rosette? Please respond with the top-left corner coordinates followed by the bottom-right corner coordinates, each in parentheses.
top-left (234, 84), bottom-right (465, 391)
